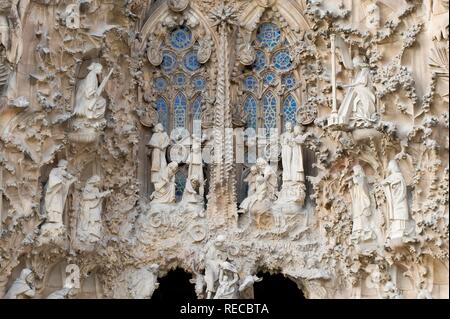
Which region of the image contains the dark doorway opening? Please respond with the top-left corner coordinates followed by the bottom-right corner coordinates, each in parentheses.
top-left (152, 268), bottom-right (196, 300)
top-left (254, 273), bottom-right (305, 300)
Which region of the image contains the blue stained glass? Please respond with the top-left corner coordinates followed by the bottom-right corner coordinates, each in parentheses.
top-left (192, 76), bottom-right (206, 90)
top-left (263, 91), bottom-right (277, 134)
top-left (263, 72), bottom-right (276, 85)
top-left (175, 171), bottom-right (186, 201)
top-left (161, 51), bottom-right (177, 73)
top-left (244, 95), bottom-right (257, 130)
top-left (283, 94), bottom-right (298, 126)
top-left (256, 23), bottom-right (281, 50)
top-left (173, 73), bottom-right (186, 86)
top-left (282, 73), bottom-right (296, 90)
top-left (272, 49), bottom-right (292, 70)
top-left (252, 50), bottom-right (266, 72)
top-left (154, 77), bottom-right (167, 92)
top-left (183, 51), bottom-right (201, 72)
top-left (244, 76), bottom-right (257, 91)
top-left (173, 93), bottom-right (187, 128)
top-left (192, 96), bottom-right (202, 121)
top-left (170, 27), bottom-right (193, 50)
top-left (155, 97), bottom-right (168, 131)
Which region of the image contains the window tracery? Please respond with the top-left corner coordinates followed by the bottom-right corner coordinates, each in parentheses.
top-left (150, 25), bottom-right (208, 133)
top-left (236, 20), bottom-right (301, 157)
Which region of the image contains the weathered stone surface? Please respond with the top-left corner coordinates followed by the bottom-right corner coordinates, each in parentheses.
top-left (0, 0), bottom-right (448, 299)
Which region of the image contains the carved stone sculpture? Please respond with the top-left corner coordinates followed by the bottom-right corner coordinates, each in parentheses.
top-left (148, 123), bottom-right (170, 184)
top-left (349, 165), bottom-right (375, 243)
top-left (76, 176), bottom-right (112, 248)
top-left (214, 262), bottom-right (239, 299)
top-left (0, 0), bottom-right (448, 301)
top-left (70, 62), bottom-right (113, 143)
top-left (382, 160), bottom-right (411, 241)
top-left (150, 162), bottom-right (178, 204)
top-left (39, 160), bottom-right (76, 243)
top-left (127, 264), bottom-right (160, 299)
top-left (329, 55), bottom-right (378, 128)
top-left (278, 124), bottom-right (306, 204)
top-left (204, 235), bottom-right (228, 299)
top-left (4, 268), bottom-right (35, 299)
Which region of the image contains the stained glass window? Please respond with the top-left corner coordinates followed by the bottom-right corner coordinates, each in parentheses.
top-left (263, 72), bottom-right (276, 86)
top-left (192, 96), bottom-right (202, 121)
top-left (253, 50), bottom-right (266, 72)
top-left (170, 27), bottom-right (193, 50)
top-left (183, 51), bottom-right (201, 72)
top-left (283, 94), bottom-right (298, 127)
top-left (243, 75), bottom-right (257, 91)
top-left (173, 93), bottom-right (187, 128)
top-left (173, 73), bottom-right (186, 87)
top-left (272, 49), bottom-right (292, 70)
top-left (161, 51), bottom-right (177, 73)
top-left (282, 73), bottom-right (296, 90)
top-left (244, 95), bottom-right (257, 130)
top-left (256, 23), bottom-right (281, 50)
top-left (263, 91), bottom-right (277, 133)
top-left (192, 76), bottom-right (206, 91)
top-left (175, 171), bottom-right (186, 202)
top-left (154, 77), bottom-right (167, 92)
top-left (156, 97), bottom-right (168, 131)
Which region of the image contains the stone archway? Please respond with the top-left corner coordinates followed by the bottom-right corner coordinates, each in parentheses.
top-left (253, 273), bottom-right (305, 300)
top-left (152, 268), bottom-right (196, 300)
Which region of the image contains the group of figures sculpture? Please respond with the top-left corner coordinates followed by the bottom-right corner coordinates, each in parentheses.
top-left (0, 0), bottom-right (447, 300)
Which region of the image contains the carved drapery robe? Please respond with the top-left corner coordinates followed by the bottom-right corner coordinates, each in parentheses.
top-left (4, 269), bottom-right (35, 299)
top-left (44, 166), bottom-right (75, 225)
top-left (77, 182), bottom-right (109, 245)
top-left (280, 130), bottom-right (294, 182)
top-left (338, 67), bottom-right (376, 126)
top-left (384, 163), bottom-right (410, 239)
top-left (292, 133), bottom-right (305, 183)
top-left (350, 167), bottom-right (374, 242)
top-left (73, 69), bottom-right (106, 120)
top-left (148, 130), bottom-right (170, 183)
top-left (150, 163), bottom-right (177, 203)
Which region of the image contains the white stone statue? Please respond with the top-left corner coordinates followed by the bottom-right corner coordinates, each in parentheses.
top-left (239, 174), bottom-right (269, 216)
top-left (382, 160), bottom-right (411, 240)
top-left (281, 122), bottom-right (294, 183)
top-left (244, 166), bottom-right (258, 197)
top-left (73, 63), bottom-right (112, 120)
top-left (255, 158), bottom-right (278, 201)
top-left (183, 136), bottom-right (204, 201)
top-left (76, 176), bottom-right (112, 247)
top-left (204, 235), bottom-right (228, 299)
top-left (4, 268), bottom-right (35, 299)
top-left (150, 162), bottom-right (178, 204)
top-left (332, 55), bottom-right (377, 127)
top-left (214, 262), bottom-right (239, 299)
top-left (279, 124), bottom-right (306, 204)
top-left (127, 264), bottom-right (160, 299)
top-left (148, 123), bottom-right (170, 184)
top-left (42, 159), bottom-right (76, 228)
top-left (349, 165), bottom-right (375, 243)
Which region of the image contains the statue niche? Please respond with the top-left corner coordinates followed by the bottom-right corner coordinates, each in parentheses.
top-left (69, 62), bottom-right (113, 144)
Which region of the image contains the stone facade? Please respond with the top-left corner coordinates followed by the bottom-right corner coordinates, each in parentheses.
top-left (0, 0), bottom-right (448, 299)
